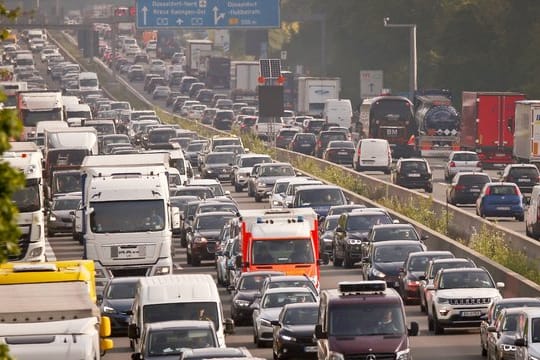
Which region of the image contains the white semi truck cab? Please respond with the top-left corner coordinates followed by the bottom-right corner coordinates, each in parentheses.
top-left (2, 142), bottom-right (45, 262)
top-left (78, 154), bottom-right (180, 294)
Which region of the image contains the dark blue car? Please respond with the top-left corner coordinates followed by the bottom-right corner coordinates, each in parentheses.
top-left (99, 276), bottom-right (140, 335)
top-left (290, 185), bottom-right (347, 220)
top-left (476, 182), bottom-right (524, 221)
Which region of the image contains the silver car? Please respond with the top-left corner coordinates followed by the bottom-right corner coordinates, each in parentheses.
top-left (444, 151), bottom-right (482, 181)
top-left (47, 194), bottom-right (81, 237)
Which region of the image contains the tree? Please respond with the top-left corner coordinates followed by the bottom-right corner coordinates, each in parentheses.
top-left (0, 4), bottom-right (26, 360)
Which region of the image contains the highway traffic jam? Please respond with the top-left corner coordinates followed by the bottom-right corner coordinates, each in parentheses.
top-left (0, 18), bottom-right (539, 360)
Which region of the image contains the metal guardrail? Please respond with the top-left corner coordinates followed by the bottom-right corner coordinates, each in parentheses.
top-left (51, 31), bottom-right (539, 295)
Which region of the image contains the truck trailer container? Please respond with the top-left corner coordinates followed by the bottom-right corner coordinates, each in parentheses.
top-left (513, 100), bottom-right (540, 164)
top-left (296, 77), bottom-right (341, 117)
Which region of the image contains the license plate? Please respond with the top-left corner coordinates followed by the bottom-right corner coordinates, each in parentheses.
top-left (305, 346), bottom-right (317, 352)
top-left (461, 311), bottom-right (481, 317)
top-left (496, 206), bottom-right (510, 210)
top-left (408, 173), bottom-right (421, 177)
top-left (338, 151), bottom-right (348, 155)
top-left (218, 174), bottom-right (229, 179)
top-left (495, 154), bottom-right (507, 157)
top-left (470, 189), bottom-right (480, 192)
top-left (115, 246), bottom-right (144, 259)
top-left (518, 178), bottom-right (531, 182)
top-left (301, 144), bottom-right (310, 147)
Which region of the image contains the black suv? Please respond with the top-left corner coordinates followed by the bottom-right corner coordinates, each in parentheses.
top-left (500, 163), bottom-right (540, 196)
top-left (392, 158), bottom-right (433, 193)
top-left (276, 128), bottom-right (300, 149)
top-left (332, 210), bottom-right (394, 268)
top-left (315, 130), bottom-right (348, 158)
top-left (289, 133), bottom-right (316, 155)
top-left (447, 172), bottom-right (491, 205)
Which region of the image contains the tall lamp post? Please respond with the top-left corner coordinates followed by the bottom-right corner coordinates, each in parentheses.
top-left (383, 17), bottom-right (417, 99)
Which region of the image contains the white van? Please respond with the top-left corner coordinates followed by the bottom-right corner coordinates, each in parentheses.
top-left (525, 185), bottom-right (540, 239)
top-left (64, 103), bottom-right (92, 120)
top-left (353, 138), bottom-right (392, 174)
top-left (128, 274), bottom-right (234, 353)
top-left (323, 99), bottom-right (353, 129)
top-left (78, 72), bottom-right (99, 91)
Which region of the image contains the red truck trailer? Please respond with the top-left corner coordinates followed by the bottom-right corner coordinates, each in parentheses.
top-left (461, 92), bottom-right (526, 167)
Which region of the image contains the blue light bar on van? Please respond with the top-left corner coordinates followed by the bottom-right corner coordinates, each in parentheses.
top-left (338, 281), bottom-right (386, 294)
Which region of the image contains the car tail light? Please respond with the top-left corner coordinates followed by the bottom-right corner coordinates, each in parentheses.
top-left (506, 176), bottom-right (513, 182)
top-left (484, 186), bottom-right (491, 195)
top-left (477, 162), bottom-right (482, 168)
top-left (514, 186), bottom-right (521, 196)
top-left (455, 185), bottom-right (465, 191)
top-left (449, 161), bottom-right (456, 167)
top-left (317, 140), bottom-right (321, 148)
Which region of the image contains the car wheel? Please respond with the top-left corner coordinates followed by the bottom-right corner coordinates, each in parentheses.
top-left (248, 186), bottom-right (254, 197)
top-left (481, 342), bottom-right (487, 356)
top-left (186, 251), bottom-right (191, 265)
top-left (433, 312), bottom-right (445, 335)
top-left (425, 184), bottom-right (433, 193)
top-left (235, 184), bottom-right (242, 192)
top-left (384, 168), bottom-right (391, 175)
top-left (253, 331), bottom-right (258, 345)
top-left (419, 297), bottom-right (426, 313)
top-left (191, 256), bottom-right (201, 267)
top-left (47, 229), bottom-right (55, 237)
top-left (254, 194), bottom-right (262, 203)
top-left (427, 311), bottom-right (434, 331)
top-left (516, 214), bottom-right (524, 221)
top-left (320, 253), bottom-right (329, 265)
top-left (343, 254), bottom-right (353, 268)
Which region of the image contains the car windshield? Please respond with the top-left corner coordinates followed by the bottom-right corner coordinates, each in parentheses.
top-left (274, 181), bottom-right (290, 194)
top-left (176, 188), bottom-right (214, 199)
top-left (297, 189), bottom-right (345, 207)
top-left (429, 261), bottom-right (473, 278)
top-left (439, 271), bottom-right (494, 289)
top-left (452, 153), bottom-right (478, 161)
top-left (52, 198), bottom-right (80, 210)
top-left (148, 328), bottom-right (216, 356)
top-left (330, 304), bottom-right (405, 337)
top-left (346, 214), bottom-right (392, 231)
top-left (252, 239), bottom-right (315, 265)
top-left (282, 307), bottom-right (318, 326)
top-left (260, 165), bottom-right (295, 177)
top-left (372, 227), bottom-right (418, 241)
top-left (408, 254), bottom-right (453, 272)
top-left (239, 275), bottom-right (267, 291)
top-left (206, 153), bottom-right (234, 164)
top-left (262, 291), bottom-right (316, 309)
top-left (195, 215), bottom-right (233, 230)
top-left (143, 302), bottom-right (219, 329)
top-left (197, 204), bottom-right (237, 214)
top-left (502, 314), bottom-right (520, 332)
top-left (187, 143), bottom-right (204, 152)
top-left (106, 281), bottom-right (137, 299)
top-left (267, 280), bottom-right (317, 294)
top-left (328, 141), bottom-right (354, 149)
top-left (241, 157), bottom-right (271, 167)
top-left (373, 244), bottom-right (424, 263)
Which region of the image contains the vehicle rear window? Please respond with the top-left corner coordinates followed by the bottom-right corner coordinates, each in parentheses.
top-left (401, 161), bottom-right (427, 172)
top-left (280, 130), bottom-right (298, 137)
top-left (489, 185), bottom-right (518, 195)
top-left (509, 167), bottom-right (539, 177)
top-left (453, 153), bottom-right (479, 161)
top-left (458, 175), bottom-right (490, 185)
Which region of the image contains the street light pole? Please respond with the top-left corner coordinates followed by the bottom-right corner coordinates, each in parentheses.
top-left (383, 17), bottom-right (417, 99)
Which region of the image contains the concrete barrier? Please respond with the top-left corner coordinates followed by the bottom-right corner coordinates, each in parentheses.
top-left (62, 33), bottom-right (538, 295)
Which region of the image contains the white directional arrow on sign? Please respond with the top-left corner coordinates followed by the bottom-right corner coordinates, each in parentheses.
top-left (141, 6), bottom-right (148, 25)
top-left (213, 6), bottom-right (225, 25)
top-left (176, 18), bottom-right (183, 25)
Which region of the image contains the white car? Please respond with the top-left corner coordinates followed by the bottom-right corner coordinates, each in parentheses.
top-left (124, 44), bottom-right (140, 57)
top-left (426, 267), bottom-right (503, 335)
top-left (149, 59), bottom-right (166, 74)
top-left (188, 104), bottom-right (207, 121)
top-left (444, 151), bottom-right (482, 181)
top-left (180, 100), bottom-right (201, 116)
top-left (269, 177), bottom-right (297, 209)
top-left (252, 287), bottom-right (317, 347)
top-left (40, 48), bottom-right (58, 62)
top-left (514, 308), bottom-right (540, 360)
top-left (146, 40), bottom-right (157, 52)
top-left (232, 154), bottom-right (272, 193)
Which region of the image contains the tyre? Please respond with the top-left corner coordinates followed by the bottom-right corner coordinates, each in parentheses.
top-left (481, 343), bottom-right (487, 356)
top-left (191, 256), bottom-right (201, 267)
top-left (235, 184), bottom-right (242, 192)
top-left (419, 296), bottom-right (426, 313)
top-left (248, 186), bottom-right (254, 197)
top-left (384, 168), bottom-right (391, 175)
top-left (343, 254), bottom-right (354, 268)
top-left (425, 184), bottom-right (433, 193)
top-left (254, 194), bottom-right (262, 203)
top-left (186, 251), bottom-right (192, 265)
top-left (516, 214), bottom-right (524, 221)
top-left (47, 229), bottom-right (55, 237)
top-left (433, 313), bottom-right (445, 335)
top-left (332, 248), bottom-right (343, 267)
top-left (427, 311), bottom-right (434, 331)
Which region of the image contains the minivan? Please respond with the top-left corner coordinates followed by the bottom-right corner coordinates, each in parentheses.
top-left (315, 281), bottom-right (418, 360)
top-left (128, 274), bottom-right (234, 353)
top-left (353, 138), bottom-right (392, 174)
top-left (323, 99), bottom-right (353, 129)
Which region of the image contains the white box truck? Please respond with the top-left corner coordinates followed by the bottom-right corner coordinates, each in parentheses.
top-left (2, 142), bottom-right (45, 262)
top-left (78, 153), bottom-right (180, 294)
top-left (230, 61), bottom-right (259, 92)
top-left (186, 39), bottom-right (213, 76)
top-left (513, 100), bottom-right (540, 164)
top-left (297, 77), bottom-right (341, 117)
top-left (0, 282), bottom-right (113, 360)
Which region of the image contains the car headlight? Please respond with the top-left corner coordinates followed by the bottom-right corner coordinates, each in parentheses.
top-left (234, 299), bottom-right (250, 307)
top-left (155, 266), bottom-right (170, 275)
top-left (529, 356), bottom-right (540, 360)
top-left (328, 352), bottom-right (344, 360)
top-left (347, 238), bottom-right (362, 245)
top-left (280, 333), bottom-right (296, 342)
top-left (272, 200), bottom-right (282, 206)
top-left (238, 175), bottom-right (244, 179)
top-left (371, 268), bottom-right (386, 278)
top-left (259, 318), bottom-right (272, 327)
top-left (322, 237), bottom-right (333, 243)
top-left (500, 344), bottom-right (516, 352)
top-left (49, 215), bottom-right (57, 221)
top-left (396, 348), bottom-right (411, 360)
top-left (194, 237), bottom-right (207, 243)
top-left (257, 182), bottom-right (266, 188)
top-left (103, 306), bottom-right (117, 314)
top-left (437, 297), bottom-right (449, 304)
top-left (206, 169), bottom-right (213, 173)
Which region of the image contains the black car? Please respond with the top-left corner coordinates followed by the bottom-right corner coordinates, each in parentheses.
top-left (397, 251), bottom-right (454, 305)
top-left (145, 127), bottom-right (177, 149)
top-left (276, 128), bottom-right (300, 149)
top-left (196, 89), bottom-right (214, 105)
top-left (362, 240), bottom-right (426, 289)
top-left (500, 163), bottom-right (540, 196)
top-left (186, 211), bottom-right (236, 266)
top-left (392, 158), bottom-right (433, 193)
top-left (289, 133), bottom-right (316, 155)
top-left (213, 110), bottom-right (235, 130)
top-left (326, 204), bottom-right (366, 217)
top-left (322, 140), bottom-right (355, 164)
top-left (196, 200), bottom-right (239, 216)
top-left (318, 215), bottom-right (340, 264)
top-left (315, 131), bottom-right (348, 158)
top-left (166, 91), bottom-right (182, 106)
top-left (229, 271), bottom-right (285, 325)
top-left (303, 119), bottom-right (325, 134)
top-left (332, 210), bottom-right (394, 268)
top-left (447, 172), bottom-right (491, 205)
top-left (201, 152), bottom-right (236, 181)
top-left (99, 276), bottom-right (140, 335)
top-left (184, 140), bottom-right (207, 167)
top-left (271, 303), bottom-right (319, 360)
top-left (486, 308), bottom-right (521, 360)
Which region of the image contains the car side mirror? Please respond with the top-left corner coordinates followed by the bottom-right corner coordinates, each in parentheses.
top-left (418, 275), bottom-right (426, 281)
top-left (408, 321), bottom-right (419, 336)
top-left (392, 219), bottom-right (400, 224)
top-left (496, 282), bottom-right (505, 289)
top-left (224, 318), bottom-right (235, 334)
top-left (271, 320), bottom-right (281, 327)
top-left (235, 254), bottom-right (243, 268)
top-left (421, 235), bottom-right (429, 241)
top-left (314, 324), bottom-right (327, 339)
